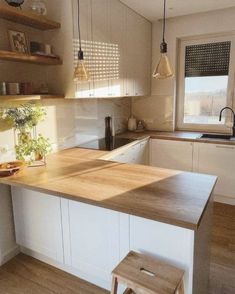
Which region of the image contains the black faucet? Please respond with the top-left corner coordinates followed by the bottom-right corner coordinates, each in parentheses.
top-left (219, 107), bottom-right (235, 137)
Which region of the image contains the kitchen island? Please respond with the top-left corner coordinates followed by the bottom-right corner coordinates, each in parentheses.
top-left (0, 147), bottom-right (217, 294)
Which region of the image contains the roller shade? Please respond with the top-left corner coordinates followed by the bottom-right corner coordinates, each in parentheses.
top-left (185, 41), bottom-right (231, 77)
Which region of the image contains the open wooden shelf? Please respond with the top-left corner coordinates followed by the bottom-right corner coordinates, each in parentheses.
top-left (0, 4), bottom-right (61, 30)
top-left (0, 95), bottom-right (65, 102)
top-left (0, 50), bottom-right (62, 65)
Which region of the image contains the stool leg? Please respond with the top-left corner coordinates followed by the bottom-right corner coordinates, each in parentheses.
top-left (177, 280), bottom-right (184, 294)
top-left (111, 276), bottom-right (118, 294)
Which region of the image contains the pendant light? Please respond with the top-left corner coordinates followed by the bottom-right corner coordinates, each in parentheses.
top-left (73, 0), bottom-right (89, 82)
top-left (152, 0), bottom-right (173, 79)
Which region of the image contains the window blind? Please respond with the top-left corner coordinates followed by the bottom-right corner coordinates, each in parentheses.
top-left (185, 41), bottom-right (231, 77)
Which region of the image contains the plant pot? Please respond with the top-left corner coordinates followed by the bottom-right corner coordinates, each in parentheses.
top-left (34, 152), bottom-right (43, 161)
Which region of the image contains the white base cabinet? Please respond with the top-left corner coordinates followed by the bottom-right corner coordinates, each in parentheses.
top-left (63, 200), bottom-right (129, 289)
top-left (11, 187), bottom-right (64, 264)
top-left (10, 186), bottom-right (212, 294)
top-left (109, 139), bottom-right (149, 165)
top-left (193, 142), bottom-right (235, 198)
top-left (150, 138), bottom-right (235, 203)
top-left (150, 139), bottom-right (193, 171)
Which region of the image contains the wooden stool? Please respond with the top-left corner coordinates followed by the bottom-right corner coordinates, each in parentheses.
top-left (111, 251), bottom-right (184, 294)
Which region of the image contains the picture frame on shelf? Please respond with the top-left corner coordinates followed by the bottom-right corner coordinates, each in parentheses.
top-left (8, 29), bottom-right (28, 54)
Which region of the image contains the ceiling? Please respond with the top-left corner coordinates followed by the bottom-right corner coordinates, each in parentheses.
top-left (120, 0), bottom-right (235, 21)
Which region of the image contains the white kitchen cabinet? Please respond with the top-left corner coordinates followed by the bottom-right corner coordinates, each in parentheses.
top-left (194, 142), bottom-right (235, 198)
top-left (75, 0), bottom-right (94, 98)
top-left (135, 139), bottom-right (149, 164)
top-left (75, 0), bottom-right (151, 98)
top-left (150, 139), bottom-right (193, 171)
top-left (63, 200), bottom-right (129, 290)
top-left (110, 139), bottom-right (149, 165)
top-left (108, 0), bottom-right (125, 97)
top-left (129, 216), bottom-right (195, 294)
top-left (133, 14), bottom-right (151, 97)
top-left (11, 187), bottom-right (64, 263)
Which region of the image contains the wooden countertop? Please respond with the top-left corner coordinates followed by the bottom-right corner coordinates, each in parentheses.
top-left (0, 148), bottom-right (216, 231)
top-left (118, 131), bottom-right (235, 145)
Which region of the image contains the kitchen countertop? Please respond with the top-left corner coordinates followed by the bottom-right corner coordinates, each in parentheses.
top-left (0, 147), bottom-right (217, 231)
top-left (118, 130), bottom-right (235, 145)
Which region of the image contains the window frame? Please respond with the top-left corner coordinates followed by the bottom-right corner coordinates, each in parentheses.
top-left (176, 34), bottom-right (235, 132)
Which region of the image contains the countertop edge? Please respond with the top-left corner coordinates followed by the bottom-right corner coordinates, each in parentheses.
top-left (3, 178), bottom-right (199, 231)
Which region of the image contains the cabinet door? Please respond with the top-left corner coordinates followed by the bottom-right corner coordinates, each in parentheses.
top-left (123, 8), bottom-right (136, 97)
top-left (195, 143), bottom-right (235, 198)
top-left (150, 139), bottom-right (193, 171)
top-left (67, 201), bottom-right (129, 289)
top-left (137, 139), bottom-right (149, 165)
top-left (11, 187), bottom-right (64, 263)
top-left (129, 216), bottom-right (194, 294)
top-left (91, 0), bottom-right (110, 98)
top-left (108, 0), bottom-right (125, 97)
top-left (133, 15), bottom-right (151, 97)
top-left (75, 0), bottom-right (94, 98)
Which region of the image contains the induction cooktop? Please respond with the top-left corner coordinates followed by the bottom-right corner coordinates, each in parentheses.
top-left (77, 137), bottom-right (136, 151)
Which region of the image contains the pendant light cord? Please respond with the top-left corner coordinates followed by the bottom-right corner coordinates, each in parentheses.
top-left (162, 0), bottom-right (166, 42)
top-left (78, 0), bottom-right (82, 51)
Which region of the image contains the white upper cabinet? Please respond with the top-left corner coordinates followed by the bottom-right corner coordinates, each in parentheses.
top-left (108, 0), bottom-right (125, 97)
top-left (133, 14), bottom-right (151, 97)
top-left (194, 142), bottom-right (235, 198)
top-left (150, 139), bottom-right (194, 171)
top-left (75, 0), bottom-right (94, 98)
top-left (75, 0), bottom-right (151, 98)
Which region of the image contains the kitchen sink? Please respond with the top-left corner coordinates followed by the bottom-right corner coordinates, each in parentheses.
top-left (199, 134), bottom-right (234, 140)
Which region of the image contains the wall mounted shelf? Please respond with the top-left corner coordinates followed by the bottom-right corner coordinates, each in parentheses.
top-left (0, 51), bottom-right (62, 65)
top-left (0, 95), bottom-right (65, 102)
top-left (0, 4), bottom-right (61, 30)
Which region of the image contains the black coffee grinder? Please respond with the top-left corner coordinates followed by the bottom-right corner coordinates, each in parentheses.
top-left (105, 116), bottom-right (113, 150)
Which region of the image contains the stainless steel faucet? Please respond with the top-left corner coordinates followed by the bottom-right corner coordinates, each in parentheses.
top-left (219, 107), bottom-right (235, 137)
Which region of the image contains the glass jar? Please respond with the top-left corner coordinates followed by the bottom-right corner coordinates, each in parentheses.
top-left (30, 0), bottom-right (47, 16)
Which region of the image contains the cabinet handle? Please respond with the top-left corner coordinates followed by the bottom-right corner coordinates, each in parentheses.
top-left (216, 145), bottom-right (235, 149)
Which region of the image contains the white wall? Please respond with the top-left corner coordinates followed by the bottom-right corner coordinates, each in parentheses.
top-left (133, 7), bottom-right (235, 131)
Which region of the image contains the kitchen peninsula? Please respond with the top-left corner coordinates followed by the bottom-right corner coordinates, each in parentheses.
top-left (0, 144), bottom-right (216, 294)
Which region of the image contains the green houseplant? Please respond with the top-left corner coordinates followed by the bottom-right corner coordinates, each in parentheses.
top-left (2, 103), bottom-right (51, 164)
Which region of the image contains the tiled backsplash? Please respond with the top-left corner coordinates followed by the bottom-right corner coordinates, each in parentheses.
top-left (0, 98), bottom-right (131, 162)
top-left (132, 95), bottom-right (174, 131)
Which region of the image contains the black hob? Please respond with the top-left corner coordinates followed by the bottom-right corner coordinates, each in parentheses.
top-left (77, 137), bottom-right (136, 151)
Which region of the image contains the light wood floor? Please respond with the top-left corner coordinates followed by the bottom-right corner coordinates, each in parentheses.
top-left (209, 202), bottom-right (235, 294)
top-left (0, 202), bottom-right (234, 294)
top-left (0, 253), bottom-right (109, 294)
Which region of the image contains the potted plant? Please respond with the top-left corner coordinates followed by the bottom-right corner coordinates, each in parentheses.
top-left (2, 103), bottom-right (51, 164)
top-left (31, 135), bottom-right (52, 161)
top-left (2, 102), bottom-right (46, 144)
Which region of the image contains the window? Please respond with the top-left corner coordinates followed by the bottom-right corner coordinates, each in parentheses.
top-left (177, 36), bottom-right (235, 131)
